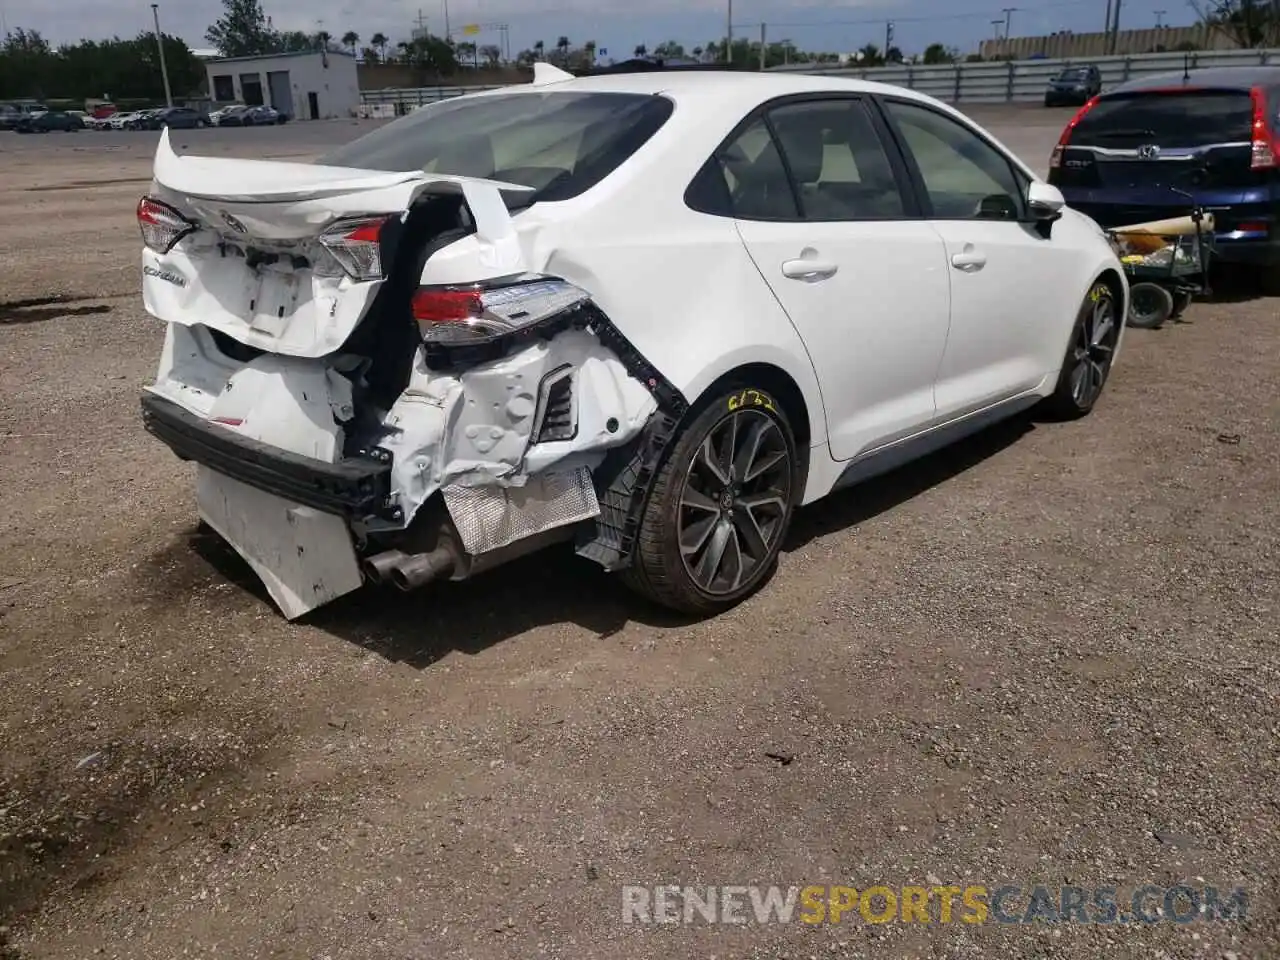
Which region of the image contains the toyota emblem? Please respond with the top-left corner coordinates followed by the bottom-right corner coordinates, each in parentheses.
top-left (220, 211), bottom-right (248, 233)
top-left (1137, 144), bottom-right (1161, 160)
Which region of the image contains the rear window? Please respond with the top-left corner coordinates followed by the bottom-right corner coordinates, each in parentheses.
top-left (1071, 90), bottom-right (1254, 148)
top-left (317, 91), bottom-right (674, 203)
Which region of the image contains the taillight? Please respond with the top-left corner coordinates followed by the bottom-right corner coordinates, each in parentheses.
top-left (1050, 95), bottom-right (1099, 170)
top-left (1249, 86), bottom-right (1279, 170)
top-left (318, 215), bottom-right (393, 281)
top-left (411, 277), bottom-right (590, 346)
top-left (137, 196), bottom-right (195, 254)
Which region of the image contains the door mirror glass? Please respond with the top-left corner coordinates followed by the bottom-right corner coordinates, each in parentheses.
top-left (1027, 180), bottom-right (1065, 217)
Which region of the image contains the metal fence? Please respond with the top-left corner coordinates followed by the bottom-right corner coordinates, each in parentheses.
top-left (355, 48), bottom-right (1280, 111)
top-left (767, 47), bottom-right (1280, 103)
top-left (358, 84), bottom-right (505, 114)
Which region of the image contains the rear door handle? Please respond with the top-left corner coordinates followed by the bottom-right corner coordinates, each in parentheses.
top-left (950, 248), bottom-right (987, 272)
top-left (781, 257), bottom-right (838, 282)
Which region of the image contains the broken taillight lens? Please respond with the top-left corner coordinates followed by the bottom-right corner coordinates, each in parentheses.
top-left (1049, 95), bottom-right (1099, 170)
top-left (1249, 86), bottom-right (1279, 170)
top-left (318, 215), bottom-right (393, 281)
top-left (137, 196), bottom-right (195, 254)
top-left (411, 277), bottom-right (590, 345)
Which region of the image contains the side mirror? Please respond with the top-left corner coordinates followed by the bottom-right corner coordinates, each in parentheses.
top-left (1027, 180), bottom-right (1065, 218)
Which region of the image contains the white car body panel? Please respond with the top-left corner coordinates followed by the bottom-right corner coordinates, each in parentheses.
top-left (139, 72), bottom-right (1127, 618)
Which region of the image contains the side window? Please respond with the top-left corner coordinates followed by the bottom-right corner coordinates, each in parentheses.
top-left (713, 117), bottom-right (800, 220)
top-left (884, 100), bottom-right (1027, 221)
top-left (767, 99), bottom-right (907, 221)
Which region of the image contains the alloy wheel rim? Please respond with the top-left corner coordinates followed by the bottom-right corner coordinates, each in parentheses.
top-left (1070, 287), bottom-right (1117, 408)
top-left (678, 409), bottom-right (792, 596)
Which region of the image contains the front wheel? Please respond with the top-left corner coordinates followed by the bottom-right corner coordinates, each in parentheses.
top-left (622, 386), bottom-right (800, 615)
top-left (1041, 280), bottom-right (1121, 420)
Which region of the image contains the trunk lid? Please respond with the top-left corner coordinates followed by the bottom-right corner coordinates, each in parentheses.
top-left (143, 128), bottom-right (532, 359)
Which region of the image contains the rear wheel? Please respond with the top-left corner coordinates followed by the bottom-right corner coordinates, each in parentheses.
top-left (1127, 281), bottom-right (1175, 329)
top-left (622, 385), bottom-right (799, 615)
top-left (1259, 266), bottom-right (1280, 297)
top-left (1041, 280), bottom-right (1121, 420)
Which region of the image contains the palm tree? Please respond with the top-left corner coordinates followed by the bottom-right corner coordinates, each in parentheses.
top-left (634, 43), bottom-right (647, 58)
top-left (342, 31), bottom-right (360, 56)
top-left (315, 30), bottom-right (332, 51)
top-left (479, 43), bottom-right (502, 67)
top-left (693, 45), bottom-right (704, 61)
top-left (555, 35), bottom-right (570, 63)
top-left (533, 39), bottom-right (545, 60)
top-left (396, 39), bottom-right (414, 64)
top-left (370, 32), bottom-right (388, 60)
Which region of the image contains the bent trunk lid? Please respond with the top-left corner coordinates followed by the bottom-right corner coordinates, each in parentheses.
top-left (143, 128), bottom-right (531, 359)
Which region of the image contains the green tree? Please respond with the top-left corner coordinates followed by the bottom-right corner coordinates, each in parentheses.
top-left (653, 40), bottom-right (686, 58)
top-left (370, 32), bottom-right (388, 60)
top-left (205, 0), bottom-right (275, 57)
top-left (342, 31), bottom-right (359, 55)
top-left (533, 39), bottom-right (545, 60)
top-left (922, 42), bottom-right (956, 64)
top-left (480, 43), bottom-right (502, 66)
top-left (633, 43), bottom-right (647, 57)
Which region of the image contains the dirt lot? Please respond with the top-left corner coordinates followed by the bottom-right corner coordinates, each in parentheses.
top-left (1, 108), bottom-right (1277, 959)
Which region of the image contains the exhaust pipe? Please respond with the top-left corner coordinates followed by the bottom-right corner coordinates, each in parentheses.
top-left (388, 546), bottom-right (455, 592)
top-left (362, 549), bottom-right (410, 585)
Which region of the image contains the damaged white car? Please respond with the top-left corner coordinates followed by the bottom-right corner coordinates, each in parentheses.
top-left (139, 64), bottom-right (1127, 620)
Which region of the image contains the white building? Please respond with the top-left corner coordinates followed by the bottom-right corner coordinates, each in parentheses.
top-left (205, 50), bottom-right (359, 120)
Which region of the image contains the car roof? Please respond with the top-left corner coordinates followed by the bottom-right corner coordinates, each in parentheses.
top-left (1109, 65), bottom-right (1280, 95)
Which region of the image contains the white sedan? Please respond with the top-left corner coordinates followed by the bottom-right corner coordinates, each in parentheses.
top-left (136, 64), bottom-right (1127, 619)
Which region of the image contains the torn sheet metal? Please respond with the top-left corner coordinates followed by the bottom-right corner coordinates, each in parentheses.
top-left (442, 466), bottom-right (599, 555)
top-left (196, 467), bottom-right (363, 620)
top-left (377, 327), bottom-right (658, 526)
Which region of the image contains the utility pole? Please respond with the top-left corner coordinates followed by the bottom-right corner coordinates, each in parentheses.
top-left (442, 0), bottom-right (451, 41)
top-left (884, 20), bottom-right (894, 60)
top-left (1109, 0), bottom-right (1123, 54)
top-left (726, 0), bottom-right (733, 64)
top-left (759, 23), bottom-right (767, 71)
top-left (1002, 7), bottom-right (1017, 41)
top-left (151, 4), bottom-right (173, 108)
top-left (1154, 9), bottom-right (1166, 26)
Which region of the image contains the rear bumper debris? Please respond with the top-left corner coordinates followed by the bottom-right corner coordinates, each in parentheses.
top-left (141, 393), bottom-right (393, 518)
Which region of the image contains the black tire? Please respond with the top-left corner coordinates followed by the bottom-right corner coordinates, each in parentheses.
top-left (1127, 281), bottom-right (1175, 329)
top-left (622, 384), bottom-right (800, 615)
top-left (1259, 267), bottom-right (1280, 298)
top-left (1170, 291), bottom-right (1194, 318)
top-left (1041, 279), bottom-right (1121, 420)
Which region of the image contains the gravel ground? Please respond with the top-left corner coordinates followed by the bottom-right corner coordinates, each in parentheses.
top-left (0, 107), bottom-right (1277, 960)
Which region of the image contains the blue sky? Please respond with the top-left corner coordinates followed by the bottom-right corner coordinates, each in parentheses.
top-left (4, 0), bottom-right (1198, 58)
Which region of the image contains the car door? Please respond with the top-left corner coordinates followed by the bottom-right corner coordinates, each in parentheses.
top-left (879, 97), bottom-right (1075, 420)
top-left (723, 96), bottom-right (952, 461)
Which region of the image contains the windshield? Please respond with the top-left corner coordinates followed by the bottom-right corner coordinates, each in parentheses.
top-left (317, 91), bottom-right (674, 202)
top-left (1072, 90), bottom-right (1254, 148)
top-left (1057, 69), bottom-right (1090, 80)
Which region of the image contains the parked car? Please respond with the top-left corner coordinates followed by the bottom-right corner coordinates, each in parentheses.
top-left (142, 106), bottom-right (210, 130)
top-left (105, 111), bottom-right (141, 130)
top-left (65, 109), bottom-right (90, 128)
top-left (1048, 66), bottom-right (1280, 294)
top-left (208, 104), bottom-right (243, 126)
top-left (137, 65), bottom-right (1127, 621)
top-left (1044, 65), bottom-right (1102, 107)
top-left (242, 105), bottom-right (286, 126)
top-left (127, 109), bottom-right (165, 130)
top-left (0, 103), bottom-right (20, 130)
top-left (15, 110), bottom-right (83, 133)
top-left (213, 105), bottom-right (251, 127)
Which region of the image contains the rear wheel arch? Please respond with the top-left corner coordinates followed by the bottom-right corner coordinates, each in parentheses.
top-left (682, 362), bottom-right (813, 490)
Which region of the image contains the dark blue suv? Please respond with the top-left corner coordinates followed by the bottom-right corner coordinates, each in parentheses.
top-left (1048, 66), bottom-right (1280, 294)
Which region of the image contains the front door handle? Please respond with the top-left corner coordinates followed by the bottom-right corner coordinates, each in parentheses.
top-left (951, 246), bottom-right (987, 272)
top-left (781, 256), bottom-right (838, 282)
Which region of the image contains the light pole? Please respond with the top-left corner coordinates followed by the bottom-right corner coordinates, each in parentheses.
top-left (1154, 9), bottom-right (1166, 27)
top-left (726, 0), bottom-right (733, 65)
top-left (151, 4), bottom-right (173, 107)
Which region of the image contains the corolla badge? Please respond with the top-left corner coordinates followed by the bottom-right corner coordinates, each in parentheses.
top-left (220, 211), bottom-right (248, 233)
top-left (1136, 144), bottom-right (1161, 160)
